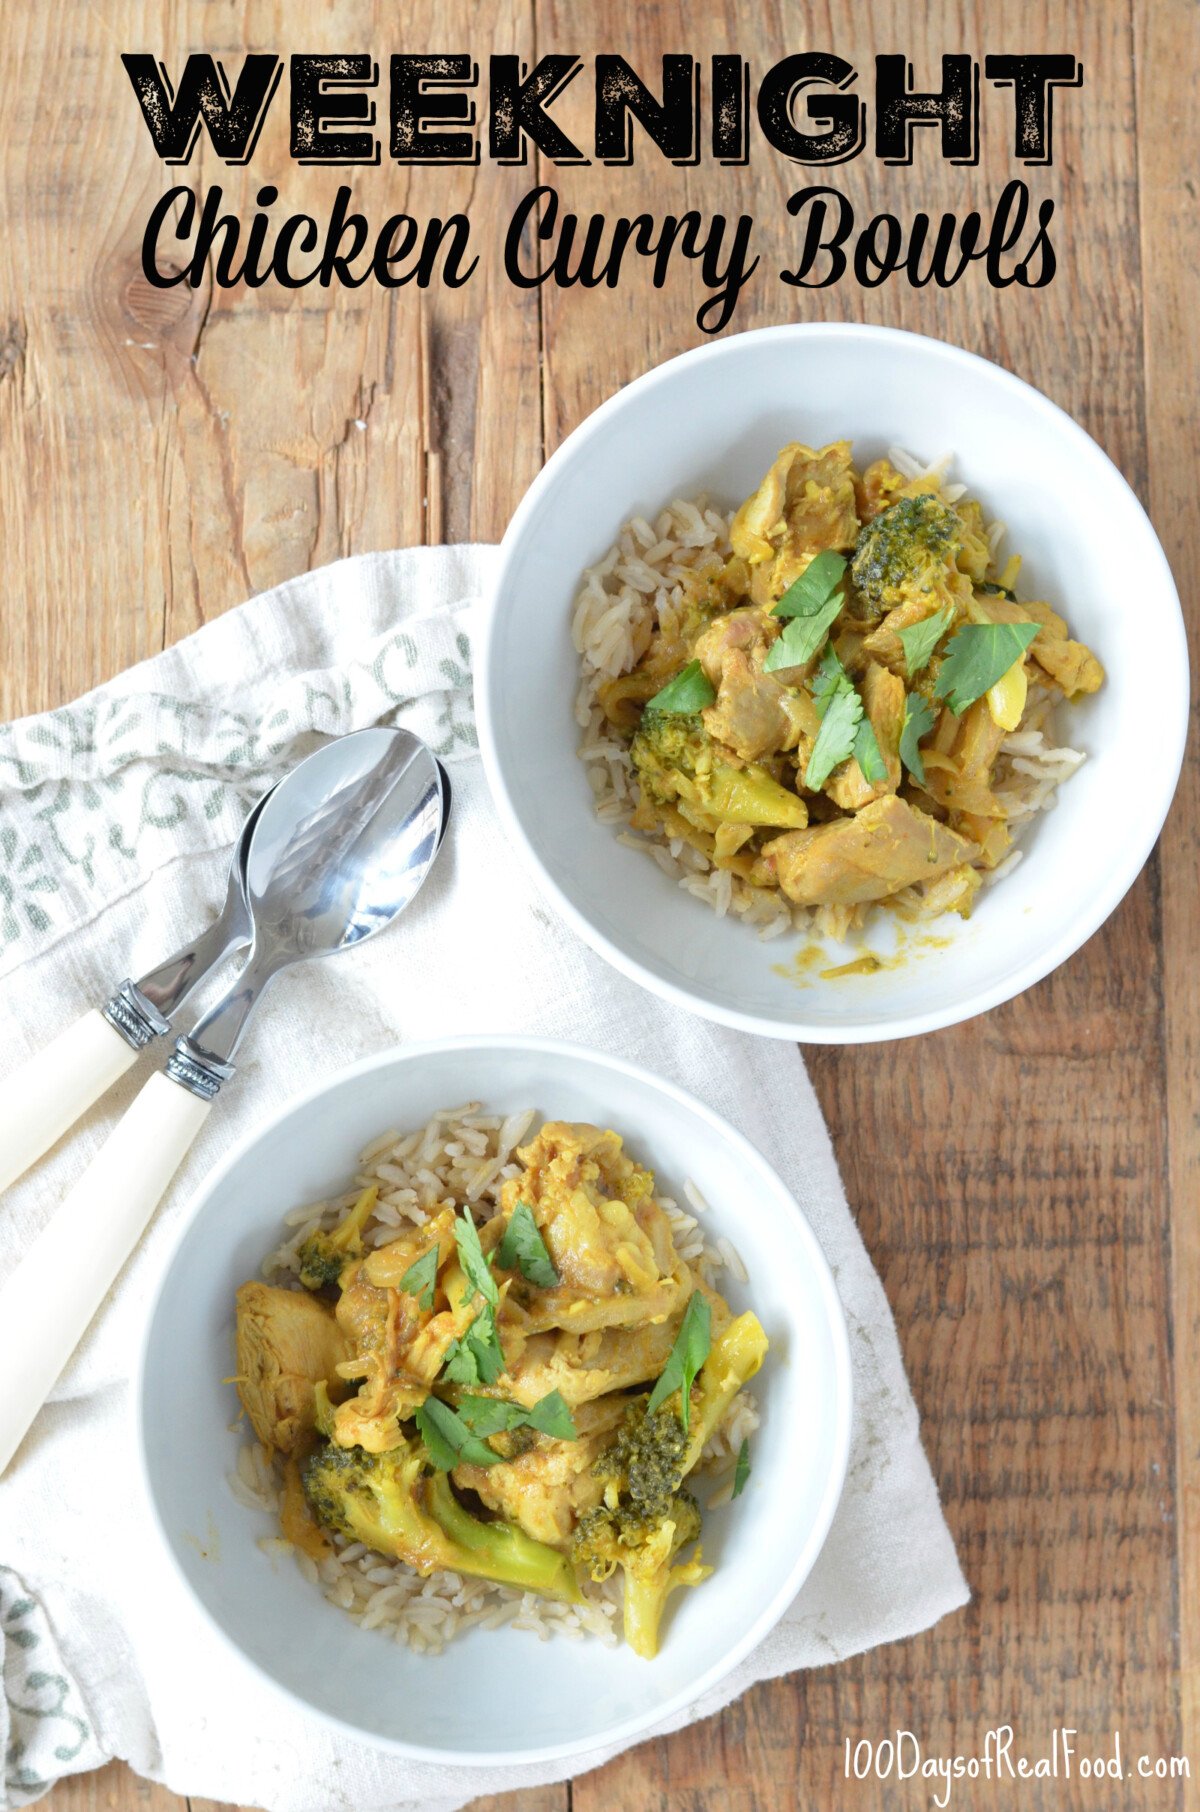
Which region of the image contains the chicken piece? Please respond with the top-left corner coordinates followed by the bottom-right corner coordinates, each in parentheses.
top-left (452, 1397), bottom-right (629, 1548)
top-left (731, 443), bottom-right (859, 611)
top-left (497, 1282), bottom-right (733, 1410)
top-left (693, 608), bottom-right (807, 762)
top-left (918, 698), bottom-right (1008, 819)
top-left (235, 1282), bottom-right (350, 1455)
top-left (825, 662), bottom-right (905, 811)
top-left (757, 794), bottom-right (979, 907)
top-left (330, 1270), bottom-right (431, 1452)
top-left (496, 1124), bottom-right (694, 1335)
top-left (855, 457), bottom-right (909, 524)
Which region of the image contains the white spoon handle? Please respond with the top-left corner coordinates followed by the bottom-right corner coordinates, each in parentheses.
top-left (0, 1072), bottom-right (209, 1473)
top-left (0, 1009), bottom-right (139, 1194)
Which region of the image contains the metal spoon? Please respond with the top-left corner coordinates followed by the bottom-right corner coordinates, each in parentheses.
top-left (0, 787), bottom-right (272, 1196)
top-left (166, 729), bottom-right (445, 1098)
top-left (0, 727), bottom-right (450, 1472)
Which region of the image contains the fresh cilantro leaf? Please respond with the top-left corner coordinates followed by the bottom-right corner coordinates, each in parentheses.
top-left (898, 606), bottom-right (954, 678)
top-left (527, 1389), bottom-right (578, 1440)
top-left (455, 1395), bottom-right (525, 1436)
top-left (804, 678), bottom-right (863, 792)
top-left (646, 660), bottom-right (716, 715)
top-left (811, 639), bottom-right (846, 708)
top-left (808, 640), bottom-right (884, 786)
top-left (496, 1201), bottom-right (559, 1289)
top-left (899, 693), bottom-right (937, 785)
top-left (396, 1245), bottom-right (439, 1312)
top-left (853, 716), bottom-right (888, 784)
top-left (647, 1291), bottom-right (712, 1433)
top-left (440, 1336), bottom-right (482, 1386)
top-left (457, 1389), bottom-right (578, 1443)
top-left (771, 550), bottom-right (847, 620)
top-left (732, 1438), bottom-right (751, 1498)
top-left (763, 591), bottom-right (845, 673)
top-left (453, 1210), bottom-right (498, 1309)
top-left (933, 622), bottom-right (1039, 715)
top-left (415, 1396), bottom-right (502, 1471)
top-left (442, 1304), bottom-right (506, 1386)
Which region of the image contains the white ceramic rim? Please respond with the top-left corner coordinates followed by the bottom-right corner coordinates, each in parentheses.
top-left (477, 321), bottom-right (1189, 1044)
top-left (133, 1033), bottom-right (854, 1766)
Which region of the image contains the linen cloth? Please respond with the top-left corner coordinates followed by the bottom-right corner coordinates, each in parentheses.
top-left (0, 548), bottom-right (968, 1811)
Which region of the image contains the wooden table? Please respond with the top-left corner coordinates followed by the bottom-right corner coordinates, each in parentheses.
top-left (6, 2), bottom-right (1196, 1808)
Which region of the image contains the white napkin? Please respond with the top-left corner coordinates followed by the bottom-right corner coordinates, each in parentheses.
top-left (0, 549), bottom-right (967, 1812)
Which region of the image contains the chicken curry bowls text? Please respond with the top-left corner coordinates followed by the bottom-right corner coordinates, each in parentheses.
top-left (232, 1108), bottom-right (765, 1658)
top-left (573, 441), bottom-right (1103, 944)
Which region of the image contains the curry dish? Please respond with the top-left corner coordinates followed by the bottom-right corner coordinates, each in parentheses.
top-left (574, 444), bottom-right (1103, 941)
top-left (235, 1116), bottom-right (765, 1658)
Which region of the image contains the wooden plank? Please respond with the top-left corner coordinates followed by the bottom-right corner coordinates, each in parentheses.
top-left (37, 1762), bottom-right (182, 1812)
top-left (1135, 0), bottom-right (1200, 1793)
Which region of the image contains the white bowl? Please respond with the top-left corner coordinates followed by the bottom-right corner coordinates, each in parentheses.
top-left (478, 324), bottom-right (1188, 1042)
top-left (136, 1036), bottom-right (852, 1764)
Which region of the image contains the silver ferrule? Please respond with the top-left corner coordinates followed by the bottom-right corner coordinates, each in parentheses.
top-left (102, 980), bottom-right (173, 1052)
top-left (165, 1038), bottom-right (237, 1102)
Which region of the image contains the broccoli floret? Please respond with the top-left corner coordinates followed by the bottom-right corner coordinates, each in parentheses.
top-left (851, 493), bottom-right (961, 613)
top-left (302, 1434), bottom-right (582, 1604)
top-left (572, 1491), bottom-right (709, 1660)
top-left (296, 1184), bottom-right (378, 1291)
top-left (594, 1399), bottom-right (689, 1520)
top-left (573, 1398), bottom-right (702, 1658)
top-left (631, 715), bottom-right (807, 831)
top-left (630, 712), bottom-right (709, 799)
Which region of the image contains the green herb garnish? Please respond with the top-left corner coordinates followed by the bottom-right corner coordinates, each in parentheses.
top-left (897, 606), bottom-right (954, 678)
top-left (415, 1396), bottom-right (503, 1471)
top-left (441, 1309), bottom-right (506, 1387)
top-left (732, 1438), bottom-right (751, 1498)
top-left (496, 1201), bottom-right (559, 1289)
top-left (899, 693), bottom-right (937, 785)
top-left (805, 676), bottom-right (863, 792)
top-left (853, 717), bottom-right (887, 784)
top-left (764, 553), bottom-right (848, 673)
top-left (646, 1291), bottom-right (712, 1433)
top-left (457, 1389), bottom-right (577, 1443)
top-left (645, 660), bottom-right (716, 715)
top-left (771, 551), bottom-right (847, 620)
top-left (396, 1245), bottom-right (439, 1311)
top-left (441, 1213), bottom-right (507, 1385)
top-left (453, 1210), bottom-right (498, 1309)
top-left (933, 622), bottom-right (1039, 715)
top-left (806, 640), bottom-right (879, 792)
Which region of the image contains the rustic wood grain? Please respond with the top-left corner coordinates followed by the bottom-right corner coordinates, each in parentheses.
top-left (2, 2), bottom-right (1192, 1810)
top-left (1137, 0), bottom-right (1200, 1797)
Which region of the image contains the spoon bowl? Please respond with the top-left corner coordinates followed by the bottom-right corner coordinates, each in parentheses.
top-left (180, 729), bottom-right (446, 1077)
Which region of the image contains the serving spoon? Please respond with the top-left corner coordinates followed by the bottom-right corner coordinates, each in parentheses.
top-left (0, 727), bottom-right (449, 1473)
top-left (0, 789), bottom-right (276, 1196)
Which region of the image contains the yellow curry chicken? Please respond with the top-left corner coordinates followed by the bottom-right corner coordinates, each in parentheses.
top-left (589, 443), bottom-right (1103, 938)
top-left (236, 1121), bottom-right (765, 1658)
